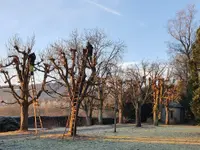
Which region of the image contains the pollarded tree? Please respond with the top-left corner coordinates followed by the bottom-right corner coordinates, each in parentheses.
top-left (149, 61), bottom-right (167, 126)
top-left (0, 36), bottom-right (50, 131)
top-left (162, 78), bottom-right (182, 125)
top-left (47, 29), bottom-right (125, 136)
top-left (150, 64), bottom-right (182, 125)
top-left (48, 44), bottom-right (96, 136)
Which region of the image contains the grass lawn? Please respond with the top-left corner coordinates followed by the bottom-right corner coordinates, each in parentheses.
top-left (1, 124), bottom-right (200, 150)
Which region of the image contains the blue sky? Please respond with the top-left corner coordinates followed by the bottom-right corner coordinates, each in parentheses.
top-left (0, 0), bottom-right (200, 63)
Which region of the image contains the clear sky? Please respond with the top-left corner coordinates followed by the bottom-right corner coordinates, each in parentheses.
top-left (0, 0), bottom-right (200, 63)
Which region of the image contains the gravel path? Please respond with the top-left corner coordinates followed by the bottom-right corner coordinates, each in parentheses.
top-left (1, 124), bottom-right (200, 150)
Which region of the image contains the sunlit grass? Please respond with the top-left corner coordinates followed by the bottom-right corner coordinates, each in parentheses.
top-left (1, 125), bottom-right (200, 147)
top-left (0, 130), bottom-right (34, 135)
top-left (103, 138), bottom-right (200, 145)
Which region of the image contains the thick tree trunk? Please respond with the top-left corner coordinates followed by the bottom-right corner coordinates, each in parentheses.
top-left (114, 96), bottom-right (118, 132)
top-left (153, 110), bottom-right (158, 126)
top-left (98, 83), bottom-right (103, 125)
top-left (85, 115), bottom-right (92, 126)
top-left (165, 105), bottom-right (169, 125)
top-left (20, 102), bottom-right (29, 131)
top-left (118, 88), bottom-right (124, 124)
top-left (83, 103), bottom-right (92, 126)
top-left (85, 108), bottom-right (92, 126)
top-left (67, 101), bottom-right (80, 136)
top-left (89, 105), bottom-right (93, 119)
top-left (74, 102), bottom-right (81, 136)
top-left (98, 99), bottom-right (103, 125)
top-left (153, 101), bottom-right (159, 126)
top-left (118, 107), bottom-right (123, 124)
top-left (135, 103), bottom-right (141, 127)
top-left (89, 105), bottom-right (93, 125)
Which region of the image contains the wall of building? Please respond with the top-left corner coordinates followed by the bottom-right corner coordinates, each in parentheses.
top-left (161, 107), bottom-right (183, 124)
top-left (169, 108), bottom-right (180, 124)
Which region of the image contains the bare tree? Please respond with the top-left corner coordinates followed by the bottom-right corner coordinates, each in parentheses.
top-left (0, 36), bottom-right (50, 131)
top-left (171, 54), bottom-right (188, 81)
top-left (168, 4), bottom-right (197, 90)
top-left (162, 79), bottom-right (182, 125)
top-left (47, 29), bottom-right (125, 136)
top-left (48, 44), bottom-right (96, 136)
top-left (105, 65), bottom-right (126, 132)
top-left (96, 77), bottom-right (109, 124)
top-left (83, 28), bottom-right (125, 125)
top-left (108, 65), bottom-right (126, 125)
top-left (167, 4), bottom-right (197, 60)
top-left (125, 61), bottom-right (153, 127)
top-left (81, 76), bottom-right (110, 126)
top-left (150, 61), bottom-right (167, 126)
top-left (167, 4), bottom-right (198, 120)
top-left (80, 86), bottom-right (98, 126)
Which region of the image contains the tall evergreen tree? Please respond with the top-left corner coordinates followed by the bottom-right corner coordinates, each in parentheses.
top-left (190, 28), bottom-right (200, 121)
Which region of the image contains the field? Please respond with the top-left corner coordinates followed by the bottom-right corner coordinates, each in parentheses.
top-left (1, 124), bottom-right (200, 150)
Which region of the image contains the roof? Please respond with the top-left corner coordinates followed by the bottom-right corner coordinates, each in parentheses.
top-left (169, 102), bottom-right (183, 108)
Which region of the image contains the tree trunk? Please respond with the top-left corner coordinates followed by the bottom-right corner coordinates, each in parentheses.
top-left (153, 95), bottom-right (159, 126)
top-left (83, 103), bottom-right (92, 126)
top-left (89, 105), bottom-right (93, 119)
top-left (114, 96), bottom-right (118, 132)
top-left (98, 83), bottom-right (103, 125)
top-left (67, 101), bottom-right (80, 136)
top-left (98, 99), bottom-right (103, 125)
top-left (135, 102), bottom-right (141, 127)
top-left (153, 88), bottom-right (160, 126)
top-left (85, 115), bottom-right (92, 126)
top-left (89, 105), bottom-right (93, 125)
top-left (118, 87), bottom-right (124, 124)
top-left (165, 105), bottom-right (169, 125)
top-left (118, 107), bottom-right (123, 124)
top-left (74, 102), bottom-right (81, 135)
top-left (85, 108), bottom-right (92, 126)
top-left (153, 108), bottom-right (159, 126)
top-left (20, 102), bottom-right (29, 131)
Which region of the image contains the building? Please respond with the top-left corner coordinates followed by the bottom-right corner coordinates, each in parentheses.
top-left (161, 102), bottom-right (184, 124)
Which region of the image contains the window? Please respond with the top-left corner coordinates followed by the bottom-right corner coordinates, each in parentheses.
top-left (170, 111), bottom-right (174, 119)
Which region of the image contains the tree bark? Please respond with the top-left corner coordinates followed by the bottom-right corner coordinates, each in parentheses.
top-left (153, 108), bottom-right (159, 126)
top-left (89, 105), bottom-right (93, 125)
top-left (118, 107), bottom-right (123, 124)
top-left (165, 105), bottom-right (169, 125)
top-left (19, 102), bottom-right (29, 131)
top-left (135, 102), bottom-right (141, 127)
top-left (153, 94), bottom-right (159, 126)
top-left (67, 101), bottom-right (80, 136)
top-left (98, 81), bottom-right (103, 125)
top-left (114, 96), bottom-right (118, 132)
top-left (85, 109), bottom-right (92, 126)
top-left (89, 104), bottom-right (93, 119)
top-left (98, 98), bottom-right (103, 125)
top-left (83, 103), bottom-right (92, 126)
top-left (118, 86), bottom-right (124, 124)
top-left (85, 115), bottom-right (92, 126)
